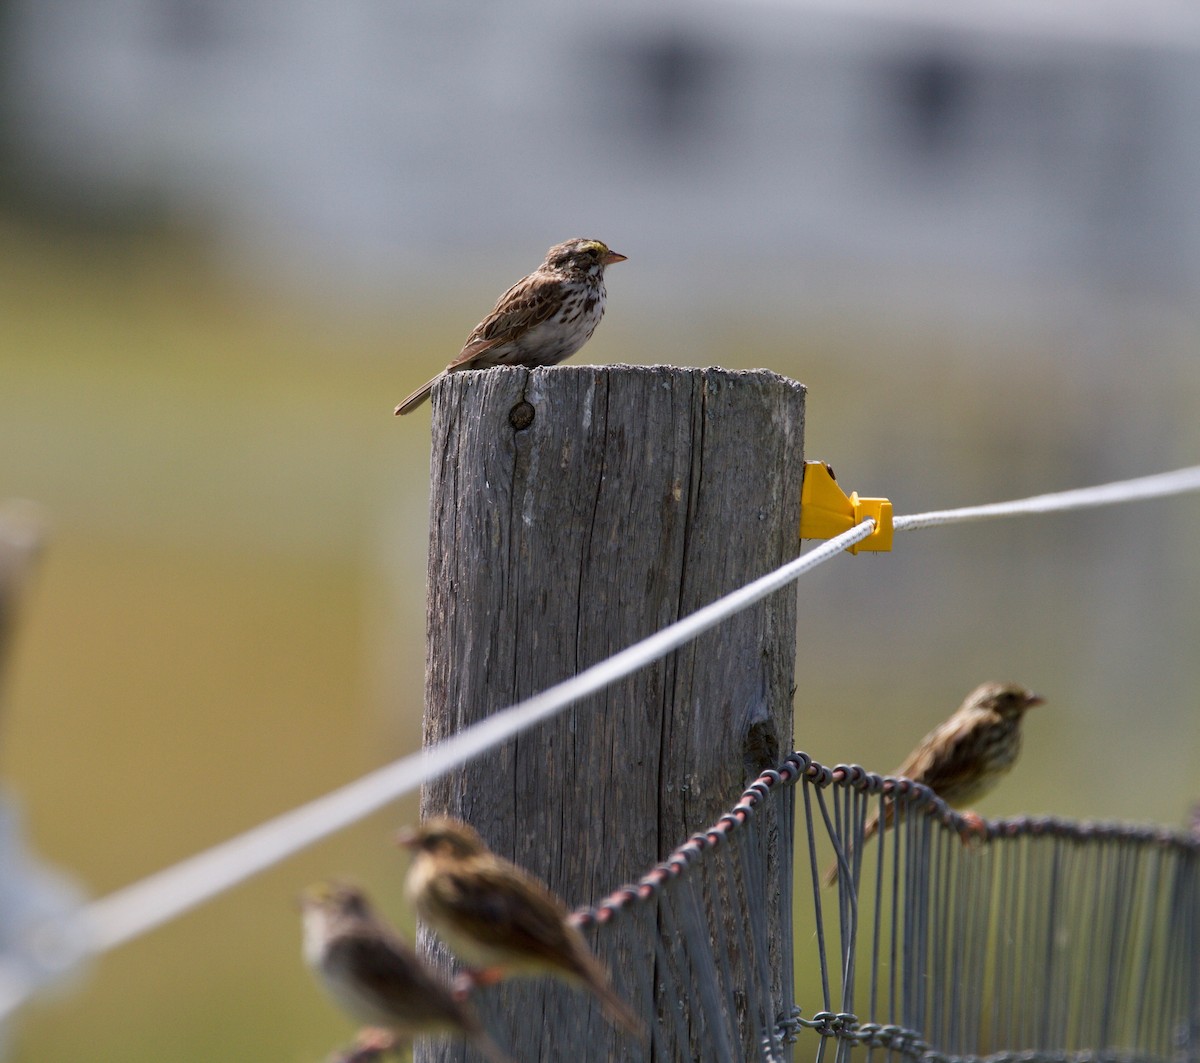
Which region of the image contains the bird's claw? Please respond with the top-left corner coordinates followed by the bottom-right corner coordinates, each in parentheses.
top-left (329, 1027), bottom-right (401, 1063)
top-left (957, 810), bottom-right (989, 846)
top-left (457, 966), bottom-right (507, 992)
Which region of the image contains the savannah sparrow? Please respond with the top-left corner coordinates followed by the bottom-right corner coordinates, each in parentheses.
top-left (300, 882), bottom-right (512, 1063)
top-left (824, 681), bottom-right (1044, 886)
top-left (397, 817), bottom-right (643, 1036)
top-left (394, 238), bottom-right (626, 415)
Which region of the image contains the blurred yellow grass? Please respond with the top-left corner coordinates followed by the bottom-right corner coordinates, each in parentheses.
top-left (0, 223), bottom-right (431, 1062)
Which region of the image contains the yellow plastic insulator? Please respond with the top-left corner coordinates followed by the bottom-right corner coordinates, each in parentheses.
top-left (799, 460), bottom-right (893, 554)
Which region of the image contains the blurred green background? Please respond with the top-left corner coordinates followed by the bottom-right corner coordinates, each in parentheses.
top-left (2, 4), bottom-right (1200, 1061)
top-left (0, 223), bottom-right (434, 1060)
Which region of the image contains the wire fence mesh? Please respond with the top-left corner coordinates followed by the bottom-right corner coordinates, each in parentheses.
top-left (560, 752), bottom-right (1199, 1063)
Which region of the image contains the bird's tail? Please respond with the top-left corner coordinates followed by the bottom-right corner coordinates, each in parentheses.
top-left (578, 958), bottom-right (644, 1038)
top-left (473, 1031), bottom-right (517, 1063)
top-left (595, 979), bottom-right (645, 1038)
top-left (394, 375), bottom-right (439, 415)
top-left (822, 809), bottom-right (885, 887)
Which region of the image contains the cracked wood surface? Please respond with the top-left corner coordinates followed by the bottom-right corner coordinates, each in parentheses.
top-left (416, 363), bottom-right (805, 1062)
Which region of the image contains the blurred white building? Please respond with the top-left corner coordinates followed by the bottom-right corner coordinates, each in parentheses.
top-left (5, 0), bottom-right (1200, 304)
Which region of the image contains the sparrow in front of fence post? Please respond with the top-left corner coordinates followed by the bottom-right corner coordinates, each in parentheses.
top-left (299, 882), bottom-right (513, 1063)
top-left (396, 817), bottom-right (643, 1037)
top-left (394, 238), bottom-right (626, 415)
top-left (824, 681), bottom-right (1044, 886)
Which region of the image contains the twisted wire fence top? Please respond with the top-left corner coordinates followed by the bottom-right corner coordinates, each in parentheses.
top-left (580, 751), bottom-right (1199, 931)
top-left (577, 751), bottom-right (1200, 926)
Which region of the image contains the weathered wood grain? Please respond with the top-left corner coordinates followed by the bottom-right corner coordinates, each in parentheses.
top-left (413, 364), bottom-right (804, 1062)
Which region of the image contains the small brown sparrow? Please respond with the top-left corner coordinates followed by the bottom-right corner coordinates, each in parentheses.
top-left (394, 238), bottom-right (626, 415)
top-left (397, 817), bottom-right (642, 1036)
top-left (824, 681), bottom-right (1044, 885)
top-left (300, 882), bottom-right (512, 1063)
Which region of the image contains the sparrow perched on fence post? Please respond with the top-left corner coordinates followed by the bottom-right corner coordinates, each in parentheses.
top-left (299, 881), bottom-right (513, 1063)
top-left (824, 681), bottom-right (1044, 886)
top-left (396, 817), bottom-right (643, 1036)
top-left (394, 238), bottom-right (626, 415)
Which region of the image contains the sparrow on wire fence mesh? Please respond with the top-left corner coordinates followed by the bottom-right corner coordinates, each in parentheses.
top-left (397, 817), bottom-right (643, 1036)
top-left (824, 681), bottom-right (1044, 886)
top-left (394, 238), bottom-right (626, 415)
top-left (300, 882), bottom-right (513, 1063)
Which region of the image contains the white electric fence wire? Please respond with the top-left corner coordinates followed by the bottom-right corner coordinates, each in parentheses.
top-left (1, 462), bottom-right (1199, 1024)
top-left (892, 464), bottom-right (1200, 531)
top-left (84, 522), bottom-right (875, 951)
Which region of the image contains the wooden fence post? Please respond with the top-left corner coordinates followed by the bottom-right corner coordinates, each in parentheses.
top-left (414, 363), bottom-right (805, 1061)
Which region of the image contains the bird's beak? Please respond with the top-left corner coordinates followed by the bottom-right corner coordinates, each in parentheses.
top-left (1025, 692), bottom-right (1045, 708)
top-left (395, 826), bottom-right (418, 850)
top-left (602, 250), bottom-right (627, 266)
